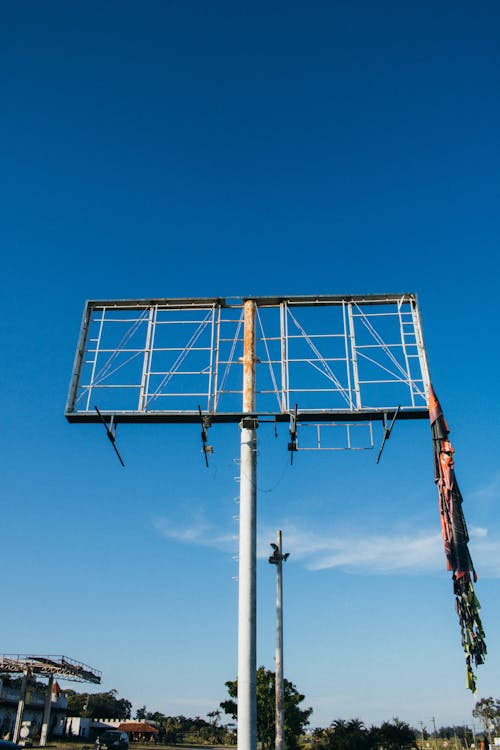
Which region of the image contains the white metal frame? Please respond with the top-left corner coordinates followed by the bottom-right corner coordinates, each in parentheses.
top-left (66, 294), bottom-right (430, 424)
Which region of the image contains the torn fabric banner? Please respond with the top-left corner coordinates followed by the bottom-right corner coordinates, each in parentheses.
top-left (429, 385), bottom-right (486, 692)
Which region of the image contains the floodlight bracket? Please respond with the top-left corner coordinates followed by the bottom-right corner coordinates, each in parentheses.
top-left (198, 406), bottom-right (214, 467)
top-left (268, 541), bottom-right (290, 565)
top-left (95, 407), bottom-right (125, 467)
top-left (376, 406), bottom-right (401, 464)
top-left (288, 404), bottom-right (299, 463)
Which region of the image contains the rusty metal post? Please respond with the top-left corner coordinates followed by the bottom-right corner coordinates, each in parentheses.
top-left (238, 299), bottom-right (257, 750)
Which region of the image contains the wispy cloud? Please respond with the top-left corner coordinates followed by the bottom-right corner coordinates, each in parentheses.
top-left (154, 516), bottom-right (500, 578)
top-left (470, 525), bottom-right (488, 538)
top-left (470, 472), bottom-right (500, 501)
top-left (263, 522), bottom-right (500, 577)
top-left (258, 524), bottom-right (443, 574)
top-left (154, 516), bottom-right (237, 552)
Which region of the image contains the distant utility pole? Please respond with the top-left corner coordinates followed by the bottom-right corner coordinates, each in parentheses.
top-left (269, 530), bottom-right (289, 750)
top-left (418, 721), bottom-right (425, 748)
top-left (432, 717), bottom-right (438, 750)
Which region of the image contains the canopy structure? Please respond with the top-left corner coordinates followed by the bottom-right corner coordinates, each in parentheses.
top-left (1, 654), bottom-right (101, 747)
top-left (0, 654), bottom-right (101, 684)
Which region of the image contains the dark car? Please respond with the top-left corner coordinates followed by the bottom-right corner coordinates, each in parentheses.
top-left (0, 742), bottom-right (21, 749)
top-left (95, 731), bottom-right (129, 750)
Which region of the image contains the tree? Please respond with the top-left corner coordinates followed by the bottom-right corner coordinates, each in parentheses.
top-left (208, 710), bottom-right (221, 727)
top-left (148, 711), bottom-right (168, 724)
top-left (369, 718), bottom-right (417, 750)
top-left (63, 689), bottom-right (131, 719)
top-left (65, 690), bottom-right (89, 717)
top-left (322, 718), bottom-right (370, 750)
top-left (220, 666), bottom-right (312, 750)
top-left (314, 717), bottom-right (417, 750)
top-left (135, 705), bottom-right (147, 720)
top-left (473, 697), bottom-right (500, 743)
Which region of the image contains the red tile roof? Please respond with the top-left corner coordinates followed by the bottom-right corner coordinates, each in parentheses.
top-left (117, 723), bottom-right (159, 734)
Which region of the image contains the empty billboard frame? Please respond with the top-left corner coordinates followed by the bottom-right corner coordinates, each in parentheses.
top-left (65, 294), bottom-right (430, 425)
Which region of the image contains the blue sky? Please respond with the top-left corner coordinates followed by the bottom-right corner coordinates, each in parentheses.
top-left (1, 0), bottom-right (499, 734)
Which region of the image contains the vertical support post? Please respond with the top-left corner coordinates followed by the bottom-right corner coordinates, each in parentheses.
top-left (410, 296), bottom-right (431, 398)
top-left (347, 303), bottom-right (362, 410)
top-left (13, 670), bottom-right (28, 743)
top-left (138, 305), bottom-right (155, 411)
top-left (211, 304), bottom-right (222, 413)
top-left (40, 674), bottom-right (54, 747)
top-left (238, 300), bottom-right (258, 750)
top-left (279, 302), bottom-right (288, 412)
top-left (275, 530), bottom-right (285, 750)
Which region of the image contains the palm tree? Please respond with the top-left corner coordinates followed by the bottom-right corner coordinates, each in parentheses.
top-left (346, 719), bottom-right (365, 732)
top-left (330, 719), bottom-right (348, 732)
top-left (327, 718), bottom-right (369, 750)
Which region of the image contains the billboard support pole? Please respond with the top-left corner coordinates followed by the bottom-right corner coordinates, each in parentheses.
top-left (238, 300), bottom-right (258, 750)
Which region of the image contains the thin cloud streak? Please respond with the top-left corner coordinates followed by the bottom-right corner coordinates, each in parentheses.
top-left (155, 517), bottom-right (237, 552)
top-left (470, 472), bottom-right (500, 501)
top-left (259, 524), bottom-right (443, 574)
top-left (155, 518), bottom-right (500, 578)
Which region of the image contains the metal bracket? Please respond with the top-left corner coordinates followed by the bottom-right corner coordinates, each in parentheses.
top-left (198, 406), bottom-right (214, 467)
top-left (376, 405), bottom-right (401, 464)
top-left (95, 407), bottom-right (125, 467)
top-left (269, 542), bottom-right (290, 564)
top-left (288, 404), bottom-right (298, 464)
top-left (240, 417), bottom-right (259, 430)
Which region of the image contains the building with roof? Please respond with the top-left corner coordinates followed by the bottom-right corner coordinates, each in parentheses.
top-left (0, 654), bottom-right (101, 745)
top-left (0, 677), bottom-right (68, 742)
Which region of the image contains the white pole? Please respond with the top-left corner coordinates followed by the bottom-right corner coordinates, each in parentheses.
top-left (40, 675), bottom-right (54, 746)
top-left (13, 671), bottom-right (28, 744)
top-left (269, 530), bottom-right (288, 750)
top-left (275, 530), bottom-right (285, 750)
top-left (238, 300), bottom-right (257, 750)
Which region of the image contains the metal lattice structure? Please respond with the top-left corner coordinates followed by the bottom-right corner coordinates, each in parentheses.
top-left (0, 654), bottom-right (101, 684)
top-left (66, 294), bottom-right (430, 424)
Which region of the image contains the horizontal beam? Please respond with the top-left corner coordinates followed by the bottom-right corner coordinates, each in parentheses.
top-left (82, 293), bottom-right (418, 310)
top-left (66, 407), bottom-right (429, 425)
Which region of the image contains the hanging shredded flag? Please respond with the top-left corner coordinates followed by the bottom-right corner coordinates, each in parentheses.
top-left (429, 385), bottom-right (486, 692)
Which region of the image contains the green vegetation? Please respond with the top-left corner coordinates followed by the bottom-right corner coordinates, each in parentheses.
top-left (309, 718), bottom-right (417, 750)
top-left (58, 681), bottom-right (499, 750)
top-left (64, 689), bottom-right (132, 720)
top-left (220, 666), bottom-right (312, 750)
top-left (473, 696), bottom-right (500, 743)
